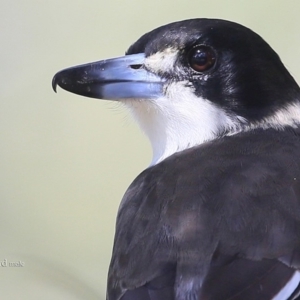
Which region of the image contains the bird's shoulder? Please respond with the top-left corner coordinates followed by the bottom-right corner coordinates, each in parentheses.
top-left (108, 127), bottom-right (300, 300)
top-left (116, 127), bottom-right (300, 250)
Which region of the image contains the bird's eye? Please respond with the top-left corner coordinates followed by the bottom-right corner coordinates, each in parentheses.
top-left (188, 45), bottom-right (216, 72)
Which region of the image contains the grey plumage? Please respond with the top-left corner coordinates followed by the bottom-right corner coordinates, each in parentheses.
top-left (108, 128), bottom-right (300, 300)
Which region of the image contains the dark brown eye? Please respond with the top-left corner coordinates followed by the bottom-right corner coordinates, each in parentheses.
top-left (188, 45), bottom-right (216, 72)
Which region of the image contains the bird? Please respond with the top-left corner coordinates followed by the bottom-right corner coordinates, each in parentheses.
top-left (52, 18), bottom-right (300, 300)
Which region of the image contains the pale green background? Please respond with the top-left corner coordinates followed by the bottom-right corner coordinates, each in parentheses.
top-left (1, 0), bottom-right (300, 299)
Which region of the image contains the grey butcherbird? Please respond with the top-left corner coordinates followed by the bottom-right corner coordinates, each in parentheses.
top-left (53, 19), bottom-right (300, 300)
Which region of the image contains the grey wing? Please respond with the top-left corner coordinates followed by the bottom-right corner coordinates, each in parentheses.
top-left (107, 129), bottom-right (300, 300)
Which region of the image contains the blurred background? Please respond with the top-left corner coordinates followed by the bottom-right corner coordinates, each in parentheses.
top-left (1, 0), bottom-right (300, 299)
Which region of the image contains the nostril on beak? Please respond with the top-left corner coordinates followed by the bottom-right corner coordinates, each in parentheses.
top-left (130, 64), bottom-right (143, 70)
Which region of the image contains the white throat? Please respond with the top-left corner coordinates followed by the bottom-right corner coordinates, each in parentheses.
top-left (123, 82), bottom-right (244, 165)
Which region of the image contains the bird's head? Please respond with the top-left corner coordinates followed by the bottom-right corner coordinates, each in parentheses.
top-left (53, 19), bottom-right (300, 165)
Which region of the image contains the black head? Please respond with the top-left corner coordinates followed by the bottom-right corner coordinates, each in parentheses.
top-left (127, 19), bottom-right (300, 121)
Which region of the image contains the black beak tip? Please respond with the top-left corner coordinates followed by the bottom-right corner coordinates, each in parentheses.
top-left (52, 74), bottom-right (59, 93)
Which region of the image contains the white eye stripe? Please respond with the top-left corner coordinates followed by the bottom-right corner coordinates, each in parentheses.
top-left (144, 48), bottom-right (178, 74)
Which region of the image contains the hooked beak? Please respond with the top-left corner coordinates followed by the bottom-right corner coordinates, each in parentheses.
top-left (52, 53), bottom-right (165, 100)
